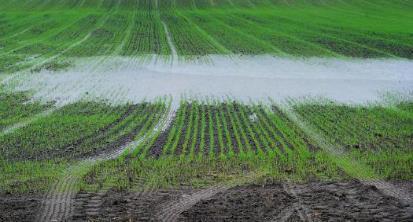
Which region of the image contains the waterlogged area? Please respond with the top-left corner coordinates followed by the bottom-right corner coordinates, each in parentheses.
top-left (3, 56), bottom-right (413, 106)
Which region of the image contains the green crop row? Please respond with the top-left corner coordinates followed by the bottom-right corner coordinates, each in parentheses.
top-left (0, 99), bottom-right (167, 161)
top-left (0, 89), bottom-right (53, 131)
top-left (0, 91), bottom-right (169, 193)
top-left (294, 100), bottom-right (413, 180)
top-left (80, 100), bottom-right (348, 191)
top-left (1, 0), bottom-right (412, 73)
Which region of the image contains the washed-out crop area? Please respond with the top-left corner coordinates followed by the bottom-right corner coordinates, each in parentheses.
top-left (1, 1), bottom-right (413, 221)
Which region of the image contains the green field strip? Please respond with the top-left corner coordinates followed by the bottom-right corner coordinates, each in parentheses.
top-left (267, 106), bottom-right (312, 160)
top-left (183, 12), bottom-right (270, 54)
top-left (133, 101), bottom-right (170, 157)
top-left (69, 104), bottom-right (154, 157)
top-left (217, 104), bottom-right (235, 157)
top-left (224, 103), bottom-right (246, 155)
top-left (226, 12), bottom-right (341, 57)
top-left (299, 105), bottom-right (361, 144)
top-left (286, 15), bottom-right (407, 58)
top-left (238, 12), bottom-right (392, 57)
top-left (253, 108), bottom-right (286, 160)
top-left (65, 3), bottom-right (125, 56)
top-left (122, 10), bottom-right (170, 56)
top-left (271, 5), bottom-right (413, 34)
top-left (193, 0), bottom-right (213, 9)
top-left (176, 11), bottom-right (231, 54)
top-left (233, 103), bottom-right (262, 153)
top-left (161, 11), bottom-right (221, 56)
top-left (197, 104), bottom-right (207, 158)
top-left (0, 12), bottom-right (88, 56)
top-left (0, 13), bottom-right (48, 41)
top-left (1, 0), bottom-right (412, 63)
top-left (263, 108), bottom-right (297, 157)
top-left (0, 102), bottom-right (128, 161)
top-left (293, 101), bottom-right (413, 179)
top-left (248, 106), bottom-right (283, 155)
top-left (209, 15), bottom-right (286, 55)
top-left (227, 102), bottom-right (253, 154)
top-left (188, 102), bottom-right (200, 159)
top-left (165, 102), bottom-right (188, 155)
top-left (31, 10), bottom-right (116, 70)
top-left (130, 103), bottom-right (167, 157)
top-left (114, 8), bottom-right (136, 55)
top-left (206, 104), bottom-right (216, 158)
top-left (243, 6), bottom-right (411, 56)
top-left (240, 105), bottom-right (272, 155)
top-left (220, 104), bottom-right (239, 155)
top-left (0, 13), bottom-right (102, 72)
top-left (160, 104), bottom-right (183, 155)
top-left (212, 104), bottom-right (225, 157)
top-left (179, 103), bottom-right (195, 156)
top-left (0, 91), bottom-right (53, 131)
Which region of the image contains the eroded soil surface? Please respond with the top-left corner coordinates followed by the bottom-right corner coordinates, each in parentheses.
top-left (2, 181), bottom-right (413, 221)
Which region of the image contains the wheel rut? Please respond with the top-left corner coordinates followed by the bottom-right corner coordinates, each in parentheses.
top-left (36, 108), bottom-right (173, 222)
top-left (161, 21), bottom-right (178, 65)
top-left (0, 107), bottom-right (57, 137)
top-left (281, 105), bottom-right (413, 206)
top-left (156, 185), bottom-right (229, 222)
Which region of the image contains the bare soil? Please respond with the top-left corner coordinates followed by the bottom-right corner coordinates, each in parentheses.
top-left (2, 181), bottom-right (412, 221)
top-left (0, 193), bottom-right (41, 222)
top-left (67, 181), bottom-right (413, 221)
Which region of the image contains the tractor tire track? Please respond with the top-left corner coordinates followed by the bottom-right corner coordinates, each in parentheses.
top-left (0, 107), bottom-right (57, 137)
top-left (280, 182), bottom-right (312, 222)
top-left (36, 107), bottom-right (173, 222)
top-left (157, 185), bottom-right (229, 222)
top-left (281, 105), bottom-right (413, 205)
top-left (156, 172), bottom-right (260, 222)
top-left (161, 20), bottom-right (178, 64)
top-left (73, 107), bottom-right (174, 221)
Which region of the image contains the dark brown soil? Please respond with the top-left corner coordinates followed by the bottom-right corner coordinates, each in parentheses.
top-left (72, 189), bottom-right (194, 221)
top-left (0, 194), bottom-right (41, 222)
top-left (66, 181), bottom-right (413, 222)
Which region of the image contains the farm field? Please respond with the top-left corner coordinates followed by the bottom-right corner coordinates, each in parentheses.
top-left (1, 0), bottom-right (413, 73)
top-left (1, 0), bottom-right (413, 221)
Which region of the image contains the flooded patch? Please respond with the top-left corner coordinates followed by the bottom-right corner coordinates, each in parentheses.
top-left (3, 55), bottom-right (413, 106)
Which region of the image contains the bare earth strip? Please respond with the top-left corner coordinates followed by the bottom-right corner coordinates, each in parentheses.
top-left (281, 105), bottom-right (413, 206)
top-left (36, 108), bottom-right (174, 222)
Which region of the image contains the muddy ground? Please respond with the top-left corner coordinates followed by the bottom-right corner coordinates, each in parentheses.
top-left (0, 193), bottom-right (41, 222)
top-left (1, 181), bottom-right (412, 221)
